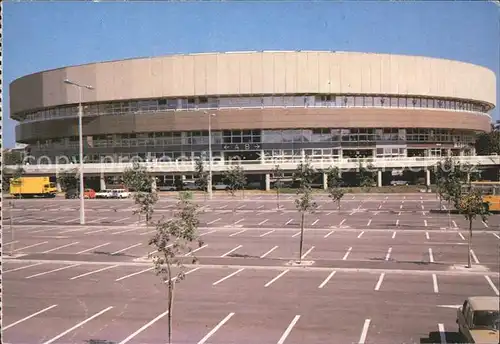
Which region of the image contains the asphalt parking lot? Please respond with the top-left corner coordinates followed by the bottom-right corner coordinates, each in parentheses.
top-left (3, 193), bottom-right (500, 344)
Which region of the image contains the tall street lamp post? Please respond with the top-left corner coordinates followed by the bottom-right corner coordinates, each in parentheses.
top-left (63, 79), bottom-right (94, 225)
top-left (205, 111), bottom-right (216, 199)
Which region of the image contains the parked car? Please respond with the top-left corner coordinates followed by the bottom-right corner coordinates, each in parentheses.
top-left (182, 181), bottom-right (199, 190)
top-left (158, 185), bottom-right (177, 191)
top-left (213, 182), bottom-right (230, 190)
top-left (95, 189), bottom-right (114, 199)
top-left (456, 296), bottom-right (499, 343)
top-left (65, 188), bottom-right (96, 199)
top-left (110, 189), bottom-right (131, 199)
top-left (390, 180), bottom-right (409, 186)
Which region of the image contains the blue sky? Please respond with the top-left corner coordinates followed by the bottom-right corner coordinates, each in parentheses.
top-left (3, 0), bottom-right (500, 148)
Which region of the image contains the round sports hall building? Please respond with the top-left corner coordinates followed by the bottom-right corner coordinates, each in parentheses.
top-left (9, 50), bottom-right (497, 186)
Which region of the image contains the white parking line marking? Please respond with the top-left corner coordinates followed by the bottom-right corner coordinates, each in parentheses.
top-left (398, 211), bottom-right (401, 216)
top-left (292, 231), bottom-right (301, 238)
top-left (112, 228), bottom-right (140, 235)
top-left (326, 211), bottom-right (333, 215)
top-left (385, 247), bottom-right (392, 261)
top-left (207, 218), bottom-right (221, 225)
top-left (426, 232), bottom-right (430, 240)
top-left (339, 219), bottom-right (346, 226)
top-left (197, 312), bottom-right (235, 344)
top-left (301, 246), bottom-right (315, 259)
top-left (400, 204), bottom-right (403, 209)
top-left (493, 233), bottom-right (500, 240)
top-left (357, 231), bottom-right (364, 238)
top-left (482, 220), bottom-right (489, 228)
top-left (392, 231), bottom-right (396, 239)
top-left (324, 230), bottom-right (335, 238)
top-left (3, 304), bottom-right (58, 330)
top-left (41, 241), bottom-right (80, 253)
top-left (118, 310), bottom-right (169, 344)
top-left (64, 218), bottom-right (78, 223)
top-left (257, 205), bottom-right (264, 209)
top-left (318, 271), bottom-right (336, 289)
top-left (260, 245), bottom-right (278, 258)
top-left (200, 229), bottom-right (217, 236)
top-left (396, 219), bottom-right (399, 227)
top-left (258, 219), bottom-right (269, 225)
top-left (438, 323), bottom-right (447, 344)
top-left (116, 267), bottom-right (154, 281)
top-left (230, 229), bottom-right (247, 237)
top-left (112, 217), bottom-right (131, 223)
top-left (367, 219), bottom-right (372, 226)
top-left (4, 263), bottom-right (44, 273)
top-left (85, 228), bottom-right (112, 235)
top-left (221, 245), bottom-right (242, 258)
top-left (470, 249), bottom-right (480, 264)
top-left (429, 248), bottom-right (434, 263)
top-left (112, 243), bottom-right (142, 255)
top-left (375, 273), bottom-right (385, 291)
top-left (458, 233), bottom-right (465, 241)
top-left (265, 269), bottom-right (289, 287)
top-left (168, 267), bottom-right (201, 284)
top-left (76, 243), bottom-right (111, 254)
top-left (311, 219), bottom-right (319, 226)
top-left (432, 274), bottom-right (439, 293)
top-left (485, 276), bottom-right (499, 295)
top-left (87, 217), bottom-right (108, 224)
top-left (452, 220), bottom-right (457, 228)
top-left (42, 306), bottom-right (113, 344)
top-left (260, 230), bottom-right (275, 237)
top-left (342, 247), bottom-right (352, 260)
top-left (26, 264), bottom-right (81, 279)
top-left (358, 319), bottom-right (371, 344)
top-left (213, 268), bottom-right (245, 286)
top-left (285, 219), bottom-right (293, 225)
top-left (234, 218), bottom-right (245, 225)
top-left (424, 220), bottom-right (428, 227)
top-left (378, 204), bottom-right (382, 210)
top-left (277, 315), bottom-right (301, 344)
top-left (421, 205), bottom-right (425, 210)
top-left (184, 244), bottom-right (208, 257)
top-left (4, 240), bottom-right (19, 246)
top-left (13, 241), bottom-right (49, 252)
top-left (237, 205), bottom-right (246, 209)
top-left (70, 265), bottom-right (118, 280)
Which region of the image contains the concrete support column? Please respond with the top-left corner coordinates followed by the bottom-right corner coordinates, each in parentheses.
top-left (377, 170), bottom-right (382, 187)
top-left (323, 172), bottom-right (328, 190)
top-left (100, 172), bottom-right (106, 191)
top-left (260, 149), bottom-right (265, 164)
top-left (426, 169), bottom-right (431, 187)
top-left (265, 173), bottom-right (271, 191)
top-left (56, 181), bottom-right (62, 193)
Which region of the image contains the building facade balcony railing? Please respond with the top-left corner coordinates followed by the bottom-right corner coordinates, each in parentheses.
top-left (15, 94), bottom-right (493, 123)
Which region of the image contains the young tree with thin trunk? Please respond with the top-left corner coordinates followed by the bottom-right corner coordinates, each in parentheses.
top-left (456, 189), bottom-right (490, 268)
top-left (326, 167), bottom-right (344, 210)
top-left (272, 164), bottom-right (284, 209)
top-left (293, 158), bottom-right (318, 263)
top-left (148, 191), bottom-right (203, 344)
top-left (194, 158), bottom-right (209, 199)
top-left (295, 185), bottom-right (318, 263)
top-left (223, 165), bottom-right (247, 197)
top-left (122, 162), bottom-right (158, 225)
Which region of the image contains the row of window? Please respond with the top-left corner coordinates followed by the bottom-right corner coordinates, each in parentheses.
top-left (18, 94), bottom-right (492, 123)
top-left (34, 128), bottom-right (476, 149)
top-left (27, 146), bottom-right (473, 165)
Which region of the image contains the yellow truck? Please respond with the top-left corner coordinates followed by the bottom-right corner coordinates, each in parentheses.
top-left (9, 176), bottom-right (57, 198)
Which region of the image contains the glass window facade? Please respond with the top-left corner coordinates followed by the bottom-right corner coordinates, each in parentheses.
top-left (17, 94), bottom-right (492, 123)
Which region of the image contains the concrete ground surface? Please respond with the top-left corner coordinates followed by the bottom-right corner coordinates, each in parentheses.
top-left (2, 193), bottom-right (500, 344)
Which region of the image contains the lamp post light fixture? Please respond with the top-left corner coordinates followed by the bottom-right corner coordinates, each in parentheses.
top-left (204, 111), bottom-right (216, 199)
top-left (63, 79), bottom-right (94, 225)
